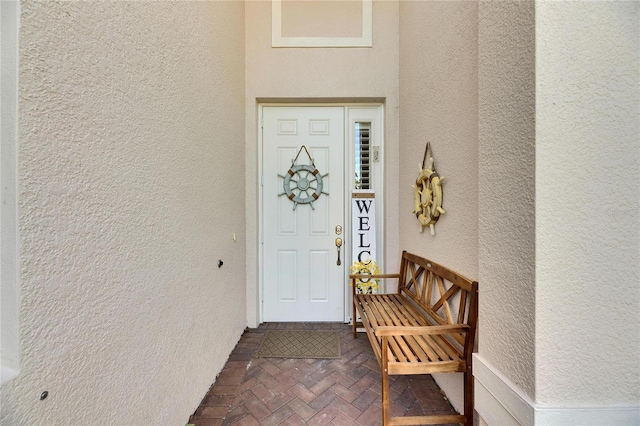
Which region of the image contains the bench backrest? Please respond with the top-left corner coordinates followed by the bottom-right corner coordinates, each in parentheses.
top-left (397, 251), bottom-right (478, 353)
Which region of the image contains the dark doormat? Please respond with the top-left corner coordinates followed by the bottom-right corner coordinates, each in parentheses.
top-left (255, 330), bottom-right (342, 359)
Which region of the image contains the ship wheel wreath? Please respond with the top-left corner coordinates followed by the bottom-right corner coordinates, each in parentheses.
top-left (412, 142), bottom-right (445, 235)
top-left (279, 145), bottom-right (328, 210)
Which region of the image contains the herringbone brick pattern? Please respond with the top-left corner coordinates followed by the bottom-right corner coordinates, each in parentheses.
top-left (189, 323), bottom-right (459, 426)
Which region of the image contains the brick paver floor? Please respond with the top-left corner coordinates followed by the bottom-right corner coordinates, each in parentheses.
top-left (189, 323), bottom-right (461, 426)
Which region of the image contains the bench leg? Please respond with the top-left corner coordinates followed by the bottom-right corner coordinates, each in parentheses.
top-left (464, 365), bottom-right (474, 424)
top-left (352, 298), bottom-right (357, 339)
top-left (381, 337), bottom-right (390, 426)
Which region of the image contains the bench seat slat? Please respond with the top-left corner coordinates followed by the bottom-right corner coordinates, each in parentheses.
top-left (405, 336), bottom-right (432, 362)
top-left (418, 339), bottom-right (448, 362)
top-left (396, 332), bottom-right (453, 363)
top-left (389, 336), bottom-right (423, 363)
top-left (356, 296), bottom-right (400, 363)
top-left (388, 295), bottom-right (429, 326)
top-left (359, 297), bottom-right (389, 362)
top-left (360, 297), bottom-right (412, 363)
top-left (361, 296), bottom-right (440, 363)
top-left (378, 295), bottom-right (407, 326)
top-left (432, 332), bottom-right (465, 360)
top-left (379, 302), bottom-right (422, 363)
top-left (394, 294), bottom-right (466, 346)
top-left (373, 298), bottom-right (419, 363)
top-left (356, 295), bottom-right (461, 363)
top-left (380, 301), bottom-right (452, 363)
top-left (423, 334), bottom-right (456, 361)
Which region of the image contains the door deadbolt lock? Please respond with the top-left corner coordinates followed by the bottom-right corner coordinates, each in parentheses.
top-left (335, 225), bottom-right (342, 235)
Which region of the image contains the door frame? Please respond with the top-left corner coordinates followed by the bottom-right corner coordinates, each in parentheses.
top-left (258, 103), bottom-right (385, 324)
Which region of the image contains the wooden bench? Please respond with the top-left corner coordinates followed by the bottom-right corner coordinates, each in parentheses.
top-left (350, 251), bottom-right (478, 426)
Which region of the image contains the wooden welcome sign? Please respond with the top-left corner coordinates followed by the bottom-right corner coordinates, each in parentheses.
top-left (352, 191), bottom-right (376, 264)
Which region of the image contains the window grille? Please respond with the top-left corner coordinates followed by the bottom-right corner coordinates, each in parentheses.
top-left (354, 122), bottom-right (371, 189)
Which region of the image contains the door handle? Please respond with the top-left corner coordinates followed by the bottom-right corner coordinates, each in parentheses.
top-left (335, 238), bottom-right (343, 266)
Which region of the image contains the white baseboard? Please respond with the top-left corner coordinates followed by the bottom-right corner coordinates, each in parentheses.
top-left (473, 354), bottom-right (640, 426)
top-left (473, 354), bottom-right (535, 425)
top-left (534, 407), bottom-right (640, 425)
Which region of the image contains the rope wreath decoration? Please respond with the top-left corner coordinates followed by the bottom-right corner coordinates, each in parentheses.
top-left (412, 142), bottom-right (445, 235)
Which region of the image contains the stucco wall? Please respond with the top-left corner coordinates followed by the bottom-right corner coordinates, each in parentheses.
top-left (477, 0), bottom-right (536, 400)
top-left (536, 0), bottom-right (640, 406)
top-left (244, 0), bottom-right (400, 327)
top-left (1, 1), bottom-right (246, 424)
top-left (398, 0), bottom-right (478, 413)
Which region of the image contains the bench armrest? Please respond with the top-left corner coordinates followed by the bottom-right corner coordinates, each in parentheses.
top-left (349, 274), bottom-right (401, 280)
top-left (375, 324), bottom-right (470, 337)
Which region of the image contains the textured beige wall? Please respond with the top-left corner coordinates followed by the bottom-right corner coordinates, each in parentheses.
top-left (1, 1), bottom-right (246, 424)
top-left (281, 0), bottom-right (363, 38)
top-left (245, 0), bottom-right (400, 327)
top-left (398, 0), bottom-right (478, 413)
top-left (477, 0), bottom-right (536, 399)
top-left (536, 0), bottom-right (640, 406)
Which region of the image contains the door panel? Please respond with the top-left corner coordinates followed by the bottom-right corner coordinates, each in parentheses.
top-left (262, 106), bottom-right (345, 322)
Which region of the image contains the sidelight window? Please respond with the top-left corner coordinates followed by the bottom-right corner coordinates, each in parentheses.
top-left (354, 122), bottom-right (372, 189)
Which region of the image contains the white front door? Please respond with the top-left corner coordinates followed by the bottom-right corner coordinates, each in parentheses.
top-left (262, 106), bottom-right (345, 321)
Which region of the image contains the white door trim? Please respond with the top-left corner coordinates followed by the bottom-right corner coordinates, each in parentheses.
top-left (257, 103), bottom-right (384, 324)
